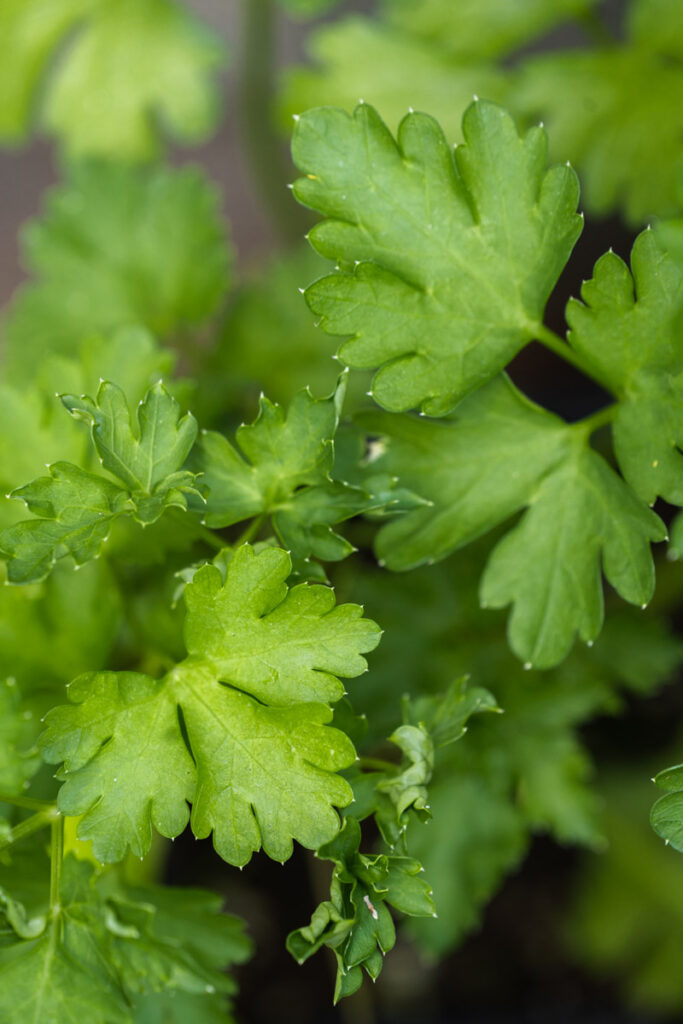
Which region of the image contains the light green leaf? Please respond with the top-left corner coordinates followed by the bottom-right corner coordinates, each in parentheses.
top-left (566, 230), bottom-right (683, 505)
top-left (381, 0), bottom-right (597, 59)
top-left (0, 679), bottom-right (41, 794)
top-left (4, 164), bottom-right (229, 383)
top-left (480, 445), bottom-right (666, 667)
top-left (511, 47), bottom-right (683, 223)
top-left (0, 0), bottom-right (226, 159)
top-left (628, 0), bottom-right (683, 57)
top-left (41, 544), bottom-right (380, 864)
top-left (280, 17), bottom-right (506, 142)
top-left (63, 381), bottom-right (200, 521)
top-left (292, 100), bottom-right (582, 414)
top-left (0, 559), bottom-right (122, 690)
top-left (0, 381), bottom-right (201, 582)
top-left (0, 464), bottom-right (130, 584)
top-left (42, 673), bottom-right (195, 863)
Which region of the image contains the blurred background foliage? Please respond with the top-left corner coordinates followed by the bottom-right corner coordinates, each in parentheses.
top-left (0, 1), bottom-right (682, 1022)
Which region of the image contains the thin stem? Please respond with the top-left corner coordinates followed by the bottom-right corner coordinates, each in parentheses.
top-left (241, 0), bottom-right (307, 244)
top-left (358, 756), bottom-right (397, 774)
top-left (50, 815), bottom-right (64, 916)
top-left (168, 509), bottom-right (226, 553)
top-left (234, 514), bottom-right (267, 548)
top-left (535, 324), bottom-right (616, 395)
top-left (196, 520), bottom-right (227, 552)
top-left (572, 403), bottom-right (618, 437)
top-left (0, 808), bottom-right (58, 853)
top-left (0, 792), bottom-right (54, 812)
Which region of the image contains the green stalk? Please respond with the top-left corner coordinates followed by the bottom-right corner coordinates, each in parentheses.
top-left (0, 793), bottom-right (54, 812)
top-left (234, 513), bottom-right (267, 547)
top-left (50, 815), bottom-right (64, 916)
top-left (241, 0), bottom-right (307, 244)
top-left (572, 403), bottom-right (618, 437)
top-left (534, 324), bottom-right (613, 389)
top-left (0, 808), bottom-right (59, 853)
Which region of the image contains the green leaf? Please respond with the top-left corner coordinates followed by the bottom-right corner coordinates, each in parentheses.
top-left (566, 229), bottom-right (683, 506)
top-left (652, 764), bottom-right (683, 851)
top-left (63, 381), bottom-right (200, 522)
top-left (0, 854), bottom-right (251, 1024)
top-left (511, 47), bottom-right (683, 223)
top-left (41, 544), bottom-right (380, 864)
top-left (0, 559), bottom-right (122, 690)
top-left (0, 0), bottom-right (226, 159)
top-left (568, 776), bottom-right (683, 1015)
top-left (0, 381), bottom-right (201, 582)
top-left (4, 164), bottom-right (229, 383)
top-left (292, 100), bottom-right (582, 414)
top-left (198, 378), bottom-right (408, 565)
top-left (0, 464), bottom-right (130, 585)
top-left (362, 375), bottom-right (666, 666)
top-left (0, 679), bottom-right (41, 795)
top-left (480, 445), bottom-right (666, 667)
top-left (363, 375), bottom-right (569, 569)
top-left (280, 17), bottom-right (507, 143)
top-left (671, 513), bottom-right (683, 560)
top-left (287, 817), bottom-right (434, 1001)
top-left (381, 0), bottom-right (597, 59)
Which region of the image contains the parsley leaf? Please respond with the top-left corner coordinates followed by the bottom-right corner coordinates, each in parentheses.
top-left (381, 0), bottom-right (597, 59)
top-left (512, 46), bottom-right (683, 223)
top-left (0, 854), bottom-right (251, 1024)
top-left (4, 164), bottom-right (229, 383)
top-left (363, 376), bottom-right (666, 666)
top-left (566, 229), bottom-right (683, 506)
top-left (0, 0), bottom-right (226, 159)
top-left (292, 100), bottom-right (582, 414)
top-left (287, 816), bottom-right (434, 1002)
top-left (198, 377), bottom-right (414, 566)
top-left (0, 382), bottom-right (200, 583)
top-left (40, 544), bottom-right (380, 864)
top-left (281, 18), bottom-right (507, 144)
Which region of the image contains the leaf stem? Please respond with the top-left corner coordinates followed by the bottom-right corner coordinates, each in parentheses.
top-left (357, 756), bottom-right (396, 774)
top-left (0, 792), bottom-right (54, 812)
top-left (0, 808), bottom-right (59, 854)
top-left (535, 324), bottom-right (604, 382)
top-left (196, 521), bottom-right (228, 552)
top-left (572, 403), bottom-right (618, 436)
top-left (50, 814), bottom-right (64, 916)
top-left (234, 514), bottom-right (267, 548)
top-left (241, 0), bottom-right (307, 244)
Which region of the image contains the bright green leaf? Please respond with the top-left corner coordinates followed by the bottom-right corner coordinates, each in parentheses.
top-left (4, 164), bottom-right (229, 383)
top-left (63, 381), bottom-right (200, 521)
top-left (280, 17), bottom-right (507, 141)
top-left (41, 544), bottom-right (380, 864)
top-left (480, 445), bottom-right (666, 667)
top-left (0, 463), bottom-right (129, 584)
top-left (0, 0), bottom-right (226, 159)
top-left (566, 229), bottom-right (683, 505)
top-left (381, 0), bottom-right (597, 59)
top-left (511, 47), bottom-right (683, 223)
top-left (292, 100), bottom-right (582, 414)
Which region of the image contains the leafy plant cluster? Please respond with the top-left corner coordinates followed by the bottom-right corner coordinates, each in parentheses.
top-left (0, 0), bottom-right (681, 1020)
